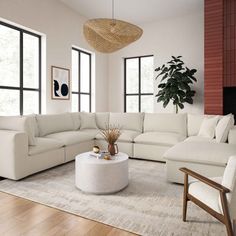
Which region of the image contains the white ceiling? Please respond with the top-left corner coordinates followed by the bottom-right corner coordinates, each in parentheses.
top-left (60, 0), bottom-right (203, 24)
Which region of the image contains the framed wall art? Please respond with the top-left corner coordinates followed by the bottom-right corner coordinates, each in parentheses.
top-left (51, 66), bottom-right (70, 100)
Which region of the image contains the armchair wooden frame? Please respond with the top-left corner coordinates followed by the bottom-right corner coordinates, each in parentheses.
top-left (180, 167), bottom-right (234, 236)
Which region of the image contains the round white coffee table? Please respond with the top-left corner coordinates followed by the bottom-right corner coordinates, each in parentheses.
top-left (75, 152), bottom-right (129, 194)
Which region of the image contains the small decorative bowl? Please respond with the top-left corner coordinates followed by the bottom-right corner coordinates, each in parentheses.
top-left (103, 155), bottom-right (111, 160)
top-left (93, 145), bottom-right (100, 154)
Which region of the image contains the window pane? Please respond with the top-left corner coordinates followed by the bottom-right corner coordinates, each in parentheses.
top-left (126, 96), bottom-right (139, 112)
top-left (72, 50), bottom-right (79, 92)
top-left (126, 58), bottom-right (139, 93)
top-left (80, 53), bottom-right (90, 93)
top-left (0, 89), bottom-right (19, 115)
top-left (72, 94), bottom-right (78, 112)
top-left (23, 33), bottom-right (39, 89)
top-left (0, 25), bottom-right (20, 87)
top-left (141, 95), bottom-right (153, 113)
top-left (141, 56), bottom-right (154, 93)
top-left (23, 90), bottom-right (39, 114)
top-left (80, 94), bottom-right (90, 112)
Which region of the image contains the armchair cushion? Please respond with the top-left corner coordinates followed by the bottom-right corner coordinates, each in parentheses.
top-left (188, 178), bottom-right (222, 214)
top-left (221, 156), bottom-right (236, 219)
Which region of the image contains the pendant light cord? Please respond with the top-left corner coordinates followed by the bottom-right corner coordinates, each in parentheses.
top-left (112, 0), bottom-right (114, 19)
top-left (111, 0), bottom-right (116, 26)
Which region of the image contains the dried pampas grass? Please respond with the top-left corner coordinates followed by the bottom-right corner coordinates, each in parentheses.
top-left (100, 124), bottom-right (121, 144)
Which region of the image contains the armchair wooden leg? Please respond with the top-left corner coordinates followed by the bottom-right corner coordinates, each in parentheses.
top-left (183, 173), bottom-right (188, 222)
top-left (220, 192), bottom-right (233, 236)
top-left (233, 220), bottom-right (236, 236)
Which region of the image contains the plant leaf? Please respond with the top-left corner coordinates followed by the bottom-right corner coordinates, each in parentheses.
top-left (163, 99), bottom-right (170, 108)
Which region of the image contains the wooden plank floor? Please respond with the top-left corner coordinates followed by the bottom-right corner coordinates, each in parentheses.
top-left (0, 192), bottom-right (138, 236)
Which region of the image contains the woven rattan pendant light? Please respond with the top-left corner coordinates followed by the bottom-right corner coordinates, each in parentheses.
top-left (83, 0), bottom-right (143, 53)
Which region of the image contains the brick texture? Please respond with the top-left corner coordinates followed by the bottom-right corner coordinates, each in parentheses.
top-left (204, 0), bottom-right (224, 115)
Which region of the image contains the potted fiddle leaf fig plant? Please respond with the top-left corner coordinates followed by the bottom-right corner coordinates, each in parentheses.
top-left (155, 56), bottom-right (197, 113)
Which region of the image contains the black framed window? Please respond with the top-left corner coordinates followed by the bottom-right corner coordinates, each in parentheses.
top-left (124, 55), bottom-right (154, 112)
top-left (72, 48), bottom-right (92, 112)
top-left (0, 21), bottom-right (41, 115)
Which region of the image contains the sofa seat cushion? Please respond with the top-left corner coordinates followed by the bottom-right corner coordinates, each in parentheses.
top-left (188, 177), bottom-right (222, 214)
top-left (96, 130), bottom-right (141, 142)
top-left (79, 129), bottom-right (99, 138)
top-left (134, 132), bottom-right (185, 146)
top-left (184, 136), bottom-right (216, 143)
top-left (45, 131), bottom-right (94, 146)
top-left (29, 137), bottom-right (64, 156)
top-left (164, 141), bottom-right (236, 167)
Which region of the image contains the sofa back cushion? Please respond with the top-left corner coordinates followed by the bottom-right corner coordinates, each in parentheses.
top-left (187, 114), bottom-right (205, 136)
top-left (144, 113), bottom-right (187, 136)
top-left (80, 112), bottom-right (97, 129)
top-left (109, 113), bottom-right (144, 132)
top-left (0, 116), bottom-right (36, 145)
top-left (96, 112), bottom-right (109, 130)
top-left (36, 113), bottom-right (74, 136)
top-left (71, 112), bottom-right (81, 130)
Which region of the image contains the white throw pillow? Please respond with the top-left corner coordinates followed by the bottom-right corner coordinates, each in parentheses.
top-left (198, 116), bottom-right (219, 139)
top-left (80, 112), bottom-right (97, 129)
top-left (215, 114), bottom-right (234, 143)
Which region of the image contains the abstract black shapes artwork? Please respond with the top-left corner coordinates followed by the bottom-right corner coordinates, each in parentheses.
top-left (51, 66), bottom-right (70, 100)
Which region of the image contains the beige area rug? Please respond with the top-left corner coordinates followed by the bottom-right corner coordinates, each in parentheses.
top-left (0, 160), bottom-right (225, 236)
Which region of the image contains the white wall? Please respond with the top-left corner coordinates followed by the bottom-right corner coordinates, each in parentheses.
top-left (108, 11), bottom-right (204, 114)
top-left (0, 0), bottom-right (109, 113)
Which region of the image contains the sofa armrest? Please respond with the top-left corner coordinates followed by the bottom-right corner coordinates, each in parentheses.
top-left (228, 126), bottom-right (236, 144)
top-left (0, 130), bottom-right (28, 179)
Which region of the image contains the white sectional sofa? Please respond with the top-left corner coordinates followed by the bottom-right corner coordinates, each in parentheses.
top-left (0, 112), bottom-right (235, 182)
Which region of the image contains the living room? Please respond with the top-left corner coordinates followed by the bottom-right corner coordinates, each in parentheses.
top-left (0, 0), bottom-right (235, 235)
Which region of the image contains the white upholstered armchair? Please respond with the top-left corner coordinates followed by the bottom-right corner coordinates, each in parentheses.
top-left (180, 156), bottom-right (236, 236)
